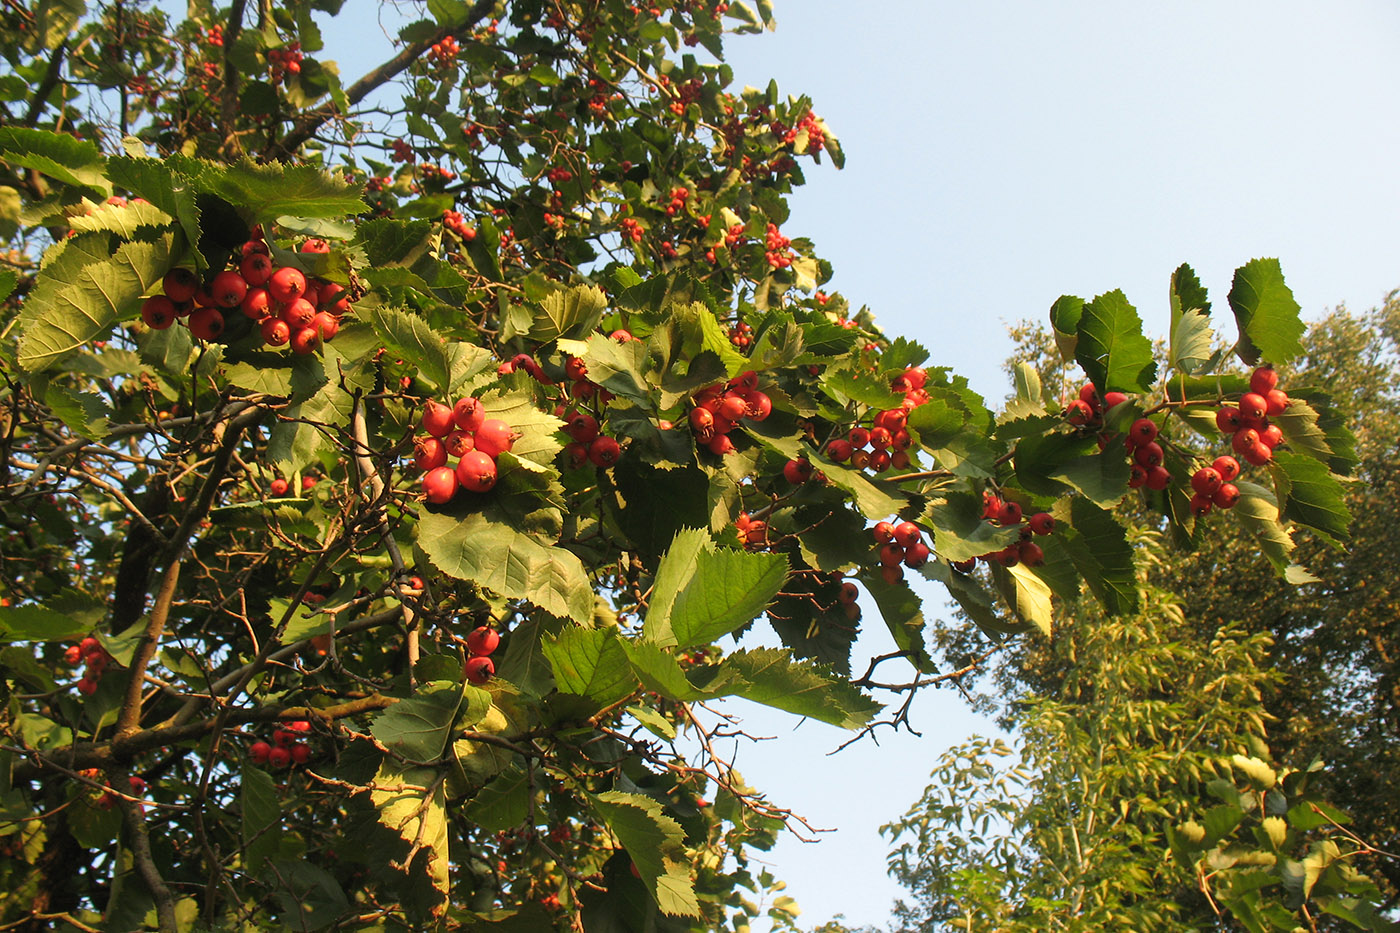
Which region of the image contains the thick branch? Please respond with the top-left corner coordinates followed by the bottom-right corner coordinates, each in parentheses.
top-left (265, 0), bottom-right (496, 160)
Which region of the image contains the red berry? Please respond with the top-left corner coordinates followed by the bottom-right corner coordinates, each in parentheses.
top-left (240, 287), bottom-right (272, 320)
top-left (474, 419), bottom-right (515, 458)
top-left (1078, 383), bottom-right (1099, 406)
top-left (282, 297), bottom-right (316, 329)
top-left (141, 295), bottom-right (177, 329)
top-left (838, 581), bottom-right (859, 605)
top-left (718, 395), bottom-right (748, 422)
top-left (706, 434), bottom-right (735, 456)
top-left (868, 426), bottom-right (892, 450)
top-left (260, 317), bottom-right (291, 346)
top-left (1128, 418), bottom-right (1159, 445)
top-left (996, 501), bottom-right (1022, 526)
top-left (783, 458), bottom-right (813, 484)
top-left (826, 439), bottom-right (853, 461)
top-left (268, 746), bottom-right (292, 768)
top-left (268, 265), bottom-right (307, 303)
top-left (1133, 442), bottom-right (1164, 468)
top-left (249, 741), bottom-right (272, 763)
top-left (312, 311), bottom-right (339, 341)
top-left (565, 357), bottom-right (588, 381)
top-left (465, 656), bottom-right (495, 685)
top-left (1265, 389), bottom-right (1289, 417)
top-left (1190, 467), bottom-right (1223, 496)
top-left (455, 450), bottom-right (498, 492)
top-left (1212, 455), bottom-right (1241, 482)
top-left (1259, 424), bottom-right (1284, 449)
top-left (466, 626), bottom-right (500, 657)
top-left (588, 435), bottom-right (622, 467)
top-left (903, 541), bottom-right (931, 568)
top-left (1213, 483), bottom-right (1241, 509)
top-left (269, 478), bottom-right (289, 496)
top-left (453, 397), bottom-right (486, 432)
top-left (1232, 427), bottom-right (1260, 454)
top-left (1066, 399), bottom-right (1094, 425)
top-left (872, 521), bottom-right (895, 543)
top-left (187, 306), bottom-right (225, 341)
top-left (289, 326), bottom-right (319, 355)
top-left (1239, 393), bottom-right (1268, 423)
top-left (566, 412), bottom-right (600, 444)
top-left (423, 466), bottom-right (459, 504)
top-left (1028, 512), bottom-right (1055, 536)
top-left (1103, 391), bottom-right (1128, 410)
top-left (880, 564), bottom-right (904, 585)
top-left (208, 269), bottom-right (248, 308)
top-left (1017, 541), bottom-right (1044, 567)
top-left (1215, 407), bottom-right (1242, 433)
top-left (300, 238), bottom-right (330, 254)
top-left (950, 558), bottom-right (976, 574)
top-left (1249, 367), bottom-right (1279, 395)
top-left (848, 427), bottom-right (870, 448)
top-left (878, 542), bottom-right (905, 566)
top-left (1144, 465), bottom-right (1170, 491)
top-left (893, 521), bottom-right (922, 548)
top-left (162, 267), bottom-right (199, 303)
top-left (1189, 493), bottom-right (1213, 517)
top-left (240, 253), bottom-right (272, 286)
top-left (444, 430), bottom-right (475, 458)
top-left (1243, 441), bottom-right (1273, 466)
top-left (290, 743), bottom-right (311, 764)
top-left (743, 391), bottom-right (773, 421)
top-left (421, 401), bottom-right (456, 438)
top-left (63, 644), bottom-right (83, 665)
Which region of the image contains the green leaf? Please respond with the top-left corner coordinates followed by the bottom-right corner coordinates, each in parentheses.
top-left (418, 510), bottom-right (592, 624)
top-left (1074, 289), bottom-right (1157, 393)
top-left (1229, 258), bottom-right (1305, 366)
top-left (67, 198), bottom-right (172, 237)
top-left (619, 640), bottom-right (708, 701)
top-left (649, 542), bottom-right (788, 649)
top-left (530, 284), bottom-right (607, 343)
top-left (357, 217), bottom-right (435, 266)
top-left (1271, 451), bottom-right (1351, 546)
top-left (0, 606), bottom-right (90, 643)
top-left (1170, 262), bottom-right (1211, 319)
top-left (1064, 498), bottom-right (1138, 615)
top-left (988, 563), bottom-right (1053, 635)
top-left (225, 358), bottom-right (295, 395)
top-left (746, 421), bottom-right (905, 518)
top-left (240, 767), bottom-right (281, 870)
top-left (925, 492), bottom-right (1020, 563)
top-left (0, 127), bottom-right (109, 194)
top-left (587, 791), bottom-right (700, 917)
top-left (370, 762), bottom-right (449, 917)
top-left (369, 681), bottom-right (466, 761)
top-left (462, 763), bottom-right (530, 832)
top-left (1170, 308), bottom-right (1215, 376)
top-left (541, 627), bottom-right (638, 705)
top-left (558, 333), bottom-right (651, 404)
top-left (210, 160), bottom-right (367, 218)
top-left (1048, 295), bottom-right (1084, 362)
top-left (716, 647), bottom-right (880, 729)
top-left (19, 234), bottom-right (173, 372)
top-left (858, 568), bottom-right (936, 671)
top-left (42, 384), bottom-right (111, 440)
top-left (364, 305), bottom-right (452, 391)
top-left (1273, 399), bottom-right (1332, 464)
top-left (821, 366), bottom-right (904, 411)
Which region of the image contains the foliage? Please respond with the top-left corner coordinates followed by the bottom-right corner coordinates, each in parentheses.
top-left (0, 0), bottom-right (1361, 931)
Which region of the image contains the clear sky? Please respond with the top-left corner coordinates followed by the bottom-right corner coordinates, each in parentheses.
top-left (319, 2), bottom-right (1400, 929)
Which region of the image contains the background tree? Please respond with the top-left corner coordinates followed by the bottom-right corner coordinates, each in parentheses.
top-left (0, 1), bottom-right (1360, 932)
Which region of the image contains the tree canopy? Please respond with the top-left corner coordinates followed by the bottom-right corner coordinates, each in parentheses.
top-left (0, 0), bottom-right (1370, 930)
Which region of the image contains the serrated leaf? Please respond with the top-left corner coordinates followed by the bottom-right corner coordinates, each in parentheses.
top-left (1272, 452), bottom-right (1350, 546)
top-left (858, 569), bottom-right (936, 671)
top-left (0, 606), bottom-right (90, 643)
top-left (462, 763), bottom-right (530, 832)
top-left (370, 762), bottom-right (449, 917)
top-left (66, 199), bottom-right (172, 237)
top-left (821, 366), bottom-right (904, 410)
top-left (1075, 289), bottom-right (1157, 393)
top-left (19, 234), bottom-right (173, 371)
top-left (1170, 309), bottom-right (1215, 375)
top-left (44, 384), bottom-right (111, 440)
top-left (240, 767), bottom-right (280, 870)
top-left (478, 388), bottom-right (565, 468)
top-left (530, 284), bottom-right (607, 343)
top-left (1048, 295), bottom-right (1084, 362)
top-left (418, 510), bottom-right (592, 624)
top-left (1273, 399), bottom-right (1332, 464)
top-left (988, 562), bottom-right (1053, 634)
top-left (925, 492), bottom-right (1020, 563)
top-left (369, 681), bottom-right (466, 761)
top-left (357, 217), bottom-right (434, 266)
top-left (559, 332), bottom-right (651, 404)
top-left (225, 358), bottom-right (295, 395)
top-left (619, 640), bottom-right (708, 701)
top-left (1171, 262), bottom-right (1212, 320)
top-left (588, 791), bottom-right (700, 917)
top-left (1229, 258), bottom-right (1305, 366)
top-left (1063, 498), bottom-right (1138, 615)
top-left (542, 627), bottom-right (638, 705)
top-left (365, 305), bottom-right (452, 390)
top-left (715, 647), bottom-right (880, 729)
top-left (745, 421), bottom-right (905, 518)
top-left (0, 127), bottom-right (109, 194)
top-left (646, 538), bottom-right (788, 649)
top-left (210, 160), bottom-right (366, 218)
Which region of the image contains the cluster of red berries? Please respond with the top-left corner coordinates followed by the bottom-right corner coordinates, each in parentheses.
top-left (763, 223), bottom-right (793, 269)
top-left (390, 138), bottom-right (415, 163)
top-left (1187, 455), bottom-right (1243, 516)
top-left (1215, 367), bottom-right (1290, 468)
top-left (82, 771), bottom-right (147, 810)
top-left (559, 408), bottom-right (622, 469)
top-left (1122, 416), bottom-right (1172, 492)
top-left (63, 635), bottom-right (114, 696)
top-left (734, 510), bottom-right (769, 547)
top-left (415, 397), bottom-right (518, 503)
top-left (205, 24), bottom-right (223, 46)
top-left (956, 495), bottom-right (1054, 570)
top-left (1065, 382), bottom-right (1129, 427)
top-left (249, 720), bottom-right (314, 768)
top-left (795, 111), bottom-right (826, 151)
top-left (688, 371), bottom-right (772, 456)
top-left (728, 319), bottom-right (752, 347)
top-left (547, 166), bottom-right (574, 185)
top-left (140, 235), bottom-right (350, 354)
top-left (664, 185), bottom-right (689, 215)
top-left (463, 625), bottom-right (500, 685)
top-left (873, 520), bottom-right (931, 583)
top-left (443, 209), bottom-right (476, 240)
top-left (665, 77), bottom-right (704, 116)
top-left (619, 216), bottom-right (644, 243)
top-left (267, 43), bottom-right (303, 82)
top-left (781, 456), bottom-right (826, 486)
top-left (821, 366), bottom-right (933, 473)
top-left (267, 475), bottom-right (316, 497)
top-left (428, 35), bottom-right (459, 65)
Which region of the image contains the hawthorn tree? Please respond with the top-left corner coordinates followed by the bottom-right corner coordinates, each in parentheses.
top-left (0, 0), bottom-right (1358, 931)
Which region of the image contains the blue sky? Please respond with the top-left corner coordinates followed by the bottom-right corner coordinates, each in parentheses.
top-left (320, 2), bottom-right (1400, 928)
